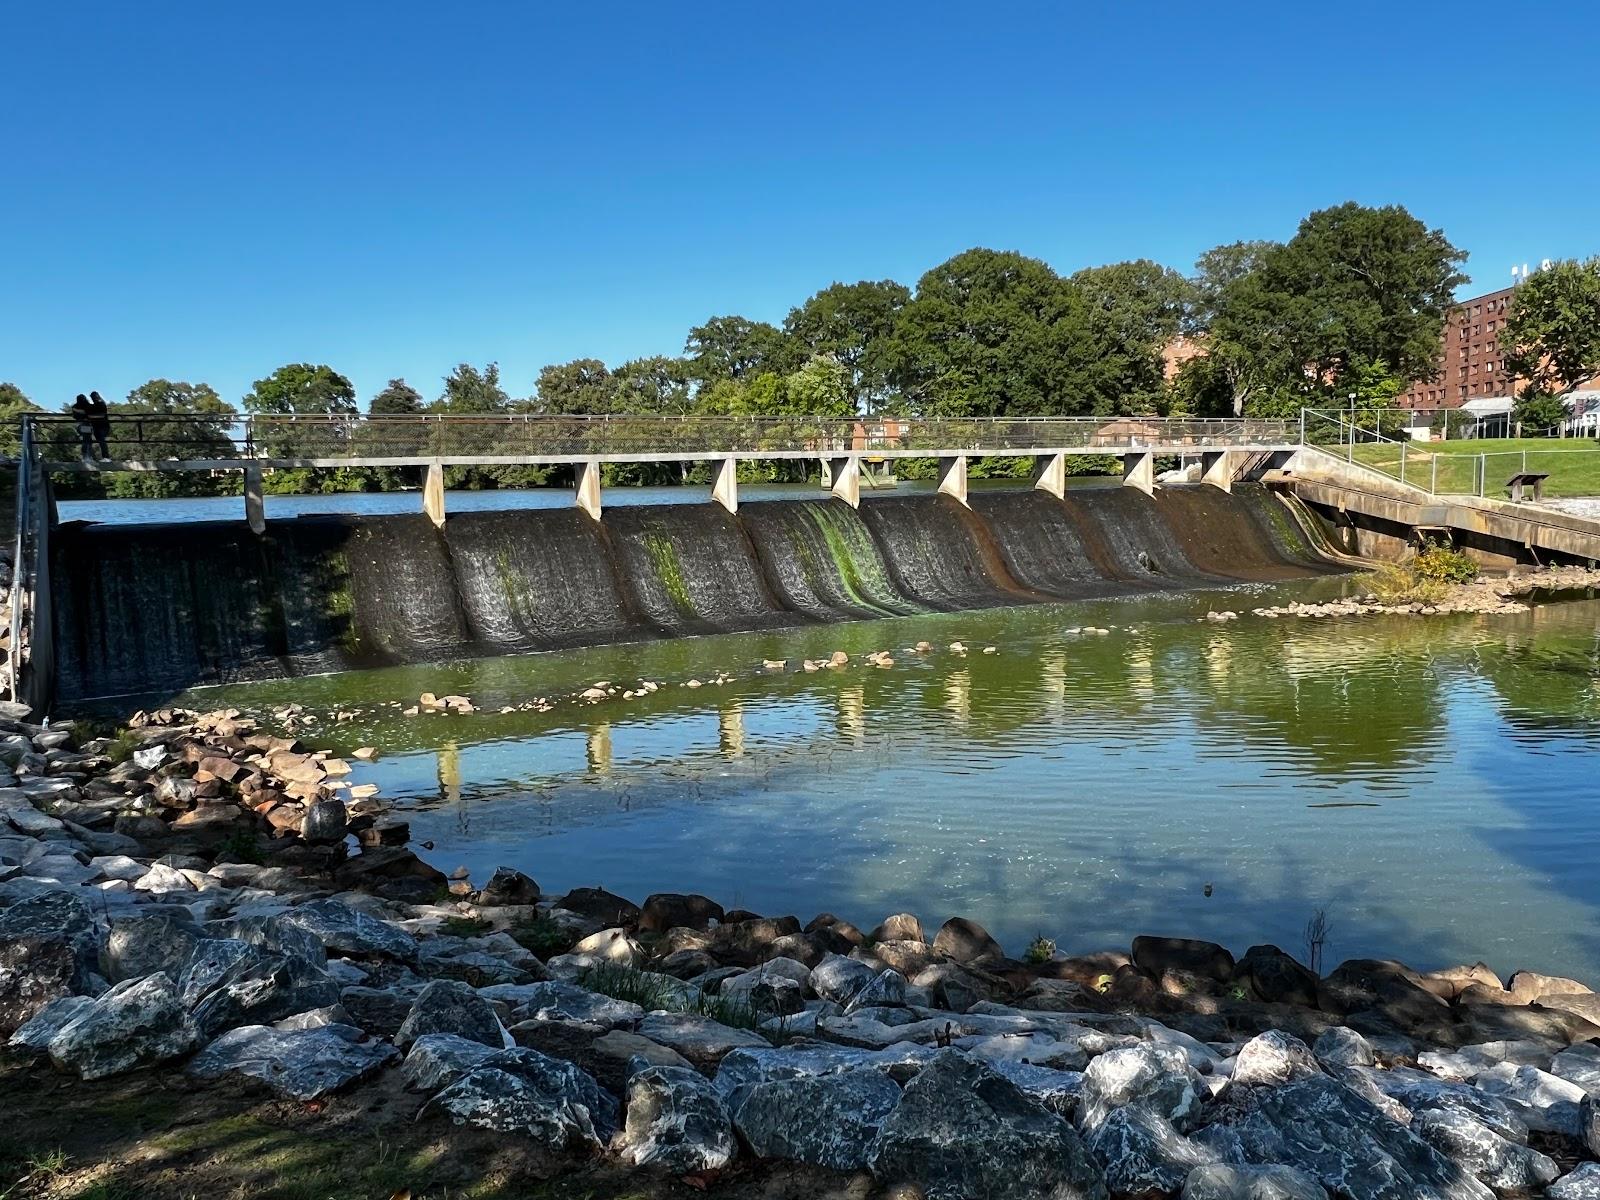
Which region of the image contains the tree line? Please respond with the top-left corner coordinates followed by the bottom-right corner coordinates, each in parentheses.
top-left (4, 201), bottom-right (1598, 499)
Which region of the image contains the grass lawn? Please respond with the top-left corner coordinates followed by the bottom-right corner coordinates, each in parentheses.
top-left (1344, 436), bottom-right (1600, 498)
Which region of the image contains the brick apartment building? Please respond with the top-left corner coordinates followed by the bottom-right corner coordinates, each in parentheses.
top-left (1398, 286), bottom-right (1518, 411)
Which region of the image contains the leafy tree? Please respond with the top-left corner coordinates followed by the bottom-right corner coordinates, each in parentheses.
top-left (0, 382), bottom-right (42, 457)
top-left (888, 248), bottom-right (1065, 417)
top-left (1189, 240), bottom-right (1279, 332)
top-left (243, 363), bottom-right (357, 415)
top-left (77, 379), bottom-right (240, 497)
top-left (433, 362), bottom-right (509, 413)
top-left (1513, 390), bottom-right (1568, 434)
top-left (1270, 203), bottom-right (1466, 389)
top-left (685, 316), bottom-right (795, 384)
top-left (533, 359), bottom-right (612, 415)
top-left (369, 378), bottom-right (424, 414)
top-left (784, 355), bottom-right (854, 416)
top-left (1069, 260), bottom-right (1191, 349)
top-left (1195, 204), bottom-right (1466, 413)
top-left (612, 356), bottom-right (693, 415)
top-left (783, 280), bottom-right (910, 414)
top-left (1500, 257), bottom-right (1600, 393)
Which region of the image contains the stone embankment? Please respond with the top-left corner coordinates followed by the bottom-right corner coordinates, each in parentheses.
top-left (3, 707), bottom-right (1600, 1197)
top-left (1202, 564), bottom-right (1600, 624)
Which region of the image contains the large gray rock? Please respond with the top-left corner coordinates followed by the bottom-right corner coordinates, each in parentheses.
top-left (0, 890), bottom-right (97, 1033)
top-left (810, 953), bottom-right (881, 1005)
top-left (1552, 1044), bottom-right (1600, 1097)
top-left (481, 980), bottom-right (642, 1029)
top-left (422, 1047), bottom-right (618, 1147)
top-left (400, 1032), bottom-right (498, 1091)
top-left (635, 1012), bottom-right (768, 1071)
top-left (1584, 1093), bottom-right (1600, 1158)
top-left (207, 914), bottom-right (328, 967)
top-left (278, 899), bottom-right (418, 964)
top-left (339, 984), bottom-right (418, 1036)
top-left (1231, 1031), bottom-right (1325, 1089)
top-left (395, 980), bottom-right (503, 1050)
top-left (1312, 1027), bottom-right (1375, 1070)
top-left (182, 939), bottom-right (342, 1036)
top-left (844, 968), bottom-right (907, 1015)
top-left (620, 1065), bottom-right (736, 1173)
top-left (1473, 1061), bottom-right (1587, 1136)
top-left (187, 1023), bottom-right (397, 1099)
top-left (5, 994), bottom-right (95, 1054)
top-left (1182, 1163), bottom-right (1329, 1199)
top-left (1213, 1075), bottom-right (1493, 1200)
top-left (300, 799), bottom-right (348, 845)
top-left (866, 1050), bottom-right (1107, 1200)
top-left (987, 1060), bottom-right (1085, 1120)
top-left (1087, 1105), bottom-right (1216, 1195)
top-left (1411, 1108), bottom-right (1558, 1192)
top-left (733, 1067), bottom-right (902, 1170)
top-left (1078, 1042), bottom-right (1204, 1133)
top-left (1550, 1163), bottom-right (1600, 1200)
top-left (47, 973), bottom-right (202, 1080)
top-left (1419, 1039), bottom-right (1552, 1082)
top-left (714, 1041), bottom-right (936, 1109)
top-left (101, 914), bottom-right (200, 984)
top-left (1359, 1067), bottom-right (1526, 1141)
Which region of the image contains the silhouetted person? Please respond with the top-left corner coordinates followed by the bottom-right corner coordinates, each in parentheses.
top-left (86, 391), bottom-right (111, 459)
top-left (70, 393), bottom-right (95, 460)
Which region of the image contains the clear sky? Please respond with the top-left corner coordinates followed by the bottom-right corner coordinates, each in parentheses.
top-left (4, 0), bottom-right (1597, 410)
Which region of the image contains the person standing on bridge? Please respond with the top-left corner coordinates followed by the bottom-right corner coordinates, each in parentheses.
top-left (69, 393), bottom-right (96, 461)
top-left (86, 391), bottom-right (111, 459)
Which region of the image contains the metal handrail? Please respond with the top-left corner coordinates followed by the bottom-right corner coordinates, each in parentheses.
top-left (25, 412), bottom-right (1302, 462)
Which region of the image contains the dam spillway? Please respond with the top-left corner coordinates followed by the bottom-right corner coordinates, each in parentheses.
top-left (49, 483), bottom-right (1339, 700)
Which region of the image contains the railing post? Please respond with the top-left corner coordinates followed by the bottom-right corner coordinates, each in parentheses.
top-left (1431, 453), bottom-right (1437, 495)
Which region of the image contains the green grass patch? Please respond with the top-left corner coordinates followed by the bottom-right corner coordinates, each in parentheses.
top-left (440, 915), bottom-right (493, 937)
top-left (506, 914), bottom-right (576, 957)
top-left (1351, 436), bottom-right (1600, 497)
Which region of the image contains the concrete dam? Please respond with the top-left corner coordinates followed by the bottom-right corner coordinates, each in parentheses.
top-left (50, 484), bottom-right (1339, 700)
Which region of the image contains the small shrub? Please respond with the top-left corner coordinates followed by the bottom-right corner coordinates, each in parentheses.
top-left (1412, 542), bottom-right (1478, 584)
top-left (440, 915), bottom-right (493, 938)
top-left (1022, 935), bottom-right (1056, 965)
top-left (103, 729), bottom-right (144, 765)
top-left (507, 914), bottom-right (576, 958)
top-left (1368, 563), bottom-right (1450, 605)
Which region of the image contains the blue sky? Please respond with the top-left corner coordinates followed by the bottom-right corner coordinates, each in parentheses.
top-left (4, 1), bottom-right (1597, 409)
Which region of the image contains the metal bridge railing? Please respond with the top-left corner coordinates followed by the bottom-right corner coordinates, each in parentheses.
top-left (26, 412), bottom-right (1301, 463)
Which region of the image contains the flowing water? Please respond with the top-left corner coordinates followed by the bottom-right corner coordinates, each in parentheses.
top-left (50, 483), bottom-right (1600, 979)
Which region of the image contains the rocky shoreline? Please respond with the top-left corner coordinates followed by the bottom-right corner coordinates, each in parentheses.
top-left (2, 704), bottom-right (1600, 1197)
top-left (1202, 563), bottom-right (1600, 622)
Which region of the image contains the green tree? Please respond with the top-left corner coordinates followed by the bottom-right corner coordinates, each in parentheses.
top-left (533, 359), bottom-right (613, 415)
top-left (0, 382), bottom-right (42, 457)
top-left (1196, 204), bottom-right (1466, 413)
top-left (433, 362), bottom-right (509, 413)
top-left (783, 280), bottom-right (910, 414)
top-left (1513, 390), bottom-right (1568, 434)
top-left (612, 356), bottom-right (693, 415)
top-left (888, 248), bottom-right (1109, 417)
top-left (1500, 257), bottom-right (1600, 393)
top-left (685, 316), bottom-right (795, 384)
top-left (369, 378), bottom-right (424, 414)
top-left (93, 379), bottom-right (239, 498)
top-left (784, 355), bottom-right (854, 416)
top-left (243, 363), bottom-right (357, 415)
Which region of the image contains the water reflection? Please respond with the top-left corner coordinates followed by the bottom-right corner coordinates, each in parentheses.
top-left (164, 583), bottom-right (1600, 978)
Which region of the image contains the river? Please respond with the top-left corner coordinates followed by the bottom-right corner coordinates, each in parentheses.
top-left (77, 543), bottom-right (1600, 982)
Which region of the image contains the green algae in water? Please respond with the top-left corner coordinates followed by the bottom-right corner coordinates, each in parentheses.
top-left (324, 549), bottom-right (363, 655)
top-left (642, 528), bottom-right (697, 618)
top-left (806, 502), bottom-right (925, 616)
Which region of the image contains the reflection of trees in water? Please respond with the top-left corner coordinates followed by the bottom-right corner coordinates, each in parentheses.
top-left (396, 600), bottom-right (1600, 825)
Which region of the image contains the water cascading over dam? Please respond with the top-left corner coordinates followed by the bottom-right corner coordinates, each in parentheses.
top-left (49, 483), bottom-right (1338, 700)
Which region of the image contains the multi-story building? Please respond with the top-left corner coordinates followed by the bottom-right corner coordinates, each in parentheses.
top-left (1399, 286), bottom-right (1518, 411)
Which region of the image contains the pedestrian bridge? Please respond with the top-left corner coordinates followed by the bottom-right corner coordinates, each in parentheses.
top-left (29, 412), bottom-right (1301, 529)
